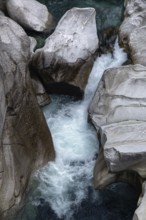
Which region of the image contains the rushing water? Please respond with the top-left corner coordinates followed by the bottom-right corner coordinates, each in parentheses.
top-left (14, 41), bottom-right (139, 220)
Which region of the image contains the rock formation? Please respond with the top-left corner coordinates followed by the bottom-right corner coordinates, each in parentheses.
top-left (0, 14), bottom-right (55, 219)
top-left (31, 7), bottom-right (99, 98)
top-left (29, 36), bottom-right (50, 107)
top-left (89, 64), bottom-right (146, 187)
top-left (6, 0), bottom-right (54, 32)
top-left (119, 0), bottom-right (146, 66)
top-left (89, 1), bottom-right (146, 219)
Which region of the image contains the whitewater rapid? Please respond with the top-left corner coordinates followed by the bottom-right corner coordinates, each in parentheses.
top-left (31, 40), bottom-right (127, 220)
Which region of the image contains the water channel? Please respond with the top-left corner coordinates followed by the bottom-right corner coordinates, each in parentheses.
top-left (15, 1), bottom-right (140, 219)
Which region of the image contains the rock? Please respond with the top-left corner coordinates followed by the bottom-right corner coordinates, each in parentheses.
top-left (31, 76), bottom-right (51, 107)
top-left (29, 37), bottom-right (50, 106)
top-left (29, 36), bottom-right (37, 55)
top-left (0, 14), bottom-right (55, 218)
top-left (31, 7), bottom-right (99, 98)
top-left (89, 64), bottom-right (146, 188)
top-left (100, 121), bottom-right (146, 176)
top-left (129, 26), bottom-right (146, 66)
top-left (119, 10), bottom-right (146, 50)
top-left (133, 181), bottom-right (146, 220)
top-left (124, 0), bottom-right (146, 16)
top-left (94, 149), bottom-right (142, 191)
top-left (89, 64), bottom-right (146, 130)
top-left (6, 0), bottom-right (54, 32)
top-left (119, 0), bottom-right (146, 65)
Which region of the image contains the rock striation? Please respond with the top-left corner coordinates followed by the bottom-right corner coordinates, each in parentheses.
top-left (119, 0), bottom-right (146, 66)
top-left (0, 14), bottom-right (55, 219)
top-left (89, 64), bottom-right (146, 219)
top-left (31, 7), bottom-right (99, 97)
top-left (89, 64), bottom-right (146, 180)
top-left (6, 0), bottom-right (54, 32)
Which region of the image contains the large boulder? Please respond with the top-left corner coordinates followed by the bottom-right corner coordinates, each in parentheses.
top-left (6, 0), bottom-right (54, 32)
top-left (119, 0), bottom-right (146, 65)
top-left (31, 7), bottom-right (99, 98)
top-left (0, 14), bottom-right (55, 218)
top-left (89, 64), bottom-right (146, 187)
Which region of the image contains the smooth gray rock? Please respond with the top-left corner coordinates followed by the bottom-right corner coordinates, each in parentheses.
top-left (6, 0), bottom-right (54, 32)
top-left (100, 121), bottom-right (146, 175)
top-left (0, 14), bottom-right (55, 218)
top-left (119, 0), bottom-right (146, 65)
top-left (89, 64), bottom-right (146, 130)
top-left (29, 36), bottom-right (37, 55)
top-left (129, 26), bottom-right (146, 66)
top-left (31, 7), bottom-right (99, 97)
top-left (89, 64), bottom-right (146, 189)
top-left (94, 148), bottom-right (142, 190)
top-left (119, 10), bottom-right (146, 49)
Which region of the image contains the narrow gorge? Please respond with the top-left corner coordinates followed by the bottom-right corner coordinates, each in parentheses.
top-left (0, 1), bottom-right (146, 220)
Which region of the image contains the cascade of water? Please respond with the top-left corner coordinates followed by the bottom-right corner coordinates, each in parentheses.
top-left (28, 40), bottom-right (127, 220)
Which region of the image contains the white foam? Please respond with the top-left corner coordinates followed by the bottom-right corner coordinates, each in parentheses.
top-left (32, 40), bottom-right (127, 219)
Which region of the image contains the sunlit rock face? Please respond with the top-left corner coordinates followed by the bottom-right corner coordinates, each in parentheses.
top-left (89, 64), bottom-right (146, 187)
top-left (6, 0), bottom-right (54, 32)
top-left (31, 7), bottom-right (99, 98)
top-left (119, 0), bottom-right (146, 65)
top-left (0, 14), bottom-right (55, 219)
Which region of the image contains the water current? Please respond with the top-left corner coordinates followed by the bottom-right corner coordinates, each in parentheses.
top-left (15, 41), bottom-right (140, 220)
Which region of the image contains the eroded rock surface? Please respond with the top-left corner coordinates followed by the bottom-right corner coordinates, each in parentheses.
top-left (89, 64), bottom-right (146, 187)
top-left (31, 7), bottom-right (99, 97)
top-left (0, 14), bottom-right (55, 219)
top-left (6, 0), bottom-right (54, 32)
top-left (31, 76), bottom-right (51, 107)
top-left (119, 0), bottom-right (146, 65)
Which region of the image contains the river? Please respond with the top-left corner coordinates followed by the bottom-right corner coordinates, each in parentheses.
top-left (14, 1), bottom-right (140, 219)
top-left (14, 40), bottom-right (140, 220)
